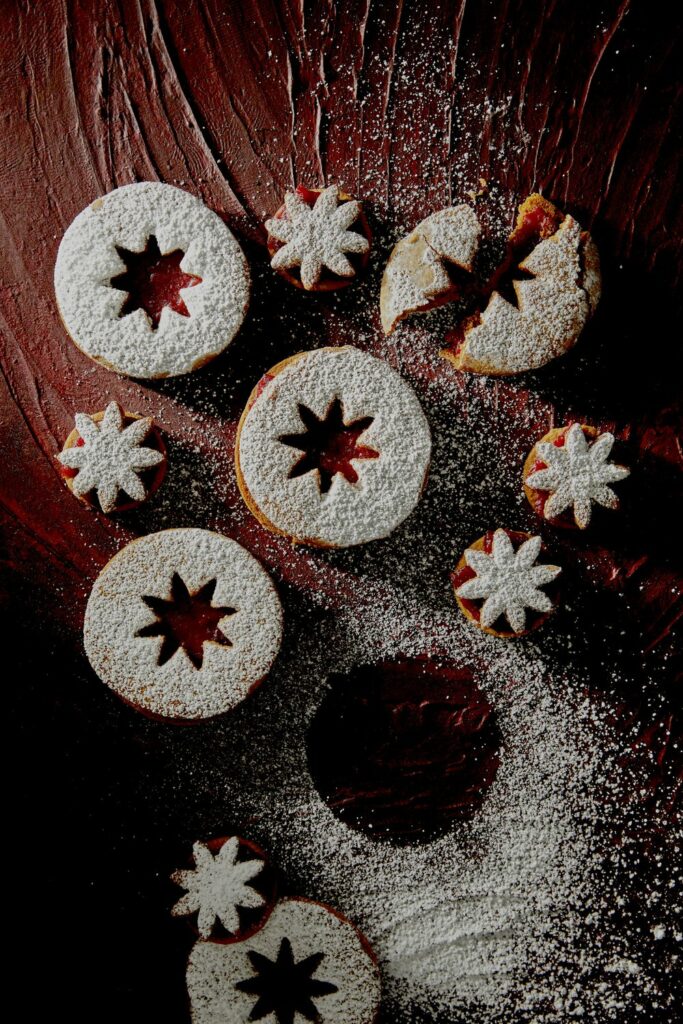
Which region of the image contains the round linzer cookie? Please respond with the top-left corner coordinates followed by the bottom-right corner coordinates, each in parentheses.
top-left (265, 185), bottom-right (371, 291)
top-left (55, 182), bottom-right (250, 378)
top-left (524, 422), bottom-right (630, 530)
top-left (186, 897), bottom-right (381, 1024)
top-left (235, 346), bottom-right (432, 548)
top-left (56, 400), bottom-right (167, 513)
top-left (171, 836), bottom-right (277, 944)
top-left (380, 204), bottom-right (481, 334)
top-left (452, 528), bottom-right (562, 638)
top-left (442, 194), bottom-right (601, 375)
top-left (83, 529), bottom-right (283, 720)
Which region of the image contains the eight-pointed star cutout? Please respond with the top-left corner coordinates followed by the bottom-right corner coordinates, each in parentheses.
top-left (135, 573), bottom-right (235, 669)
top-left (235, 937), bottom-right (338, 1024)
top-left (278, 398), bottom-right (379, 494)
top-left (110, 235), bottom-right (201, 329)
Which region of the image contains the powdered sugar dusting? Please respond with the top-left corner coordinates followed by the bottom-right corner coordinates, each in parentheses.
top-left (171, 838), bottom-right (265, 938)
top-left (207, 583), bottom-right (672, 1023)
top-left (526, 424), bottom-right (630, 529)
top-left (55, 182), bottom-right (250, 378)
top-left (457, 530), bottom-right (561, 633)
top-left (237, 346), bottom-right (431, 547)
top-left (83, 528), bottom-right (283, 719)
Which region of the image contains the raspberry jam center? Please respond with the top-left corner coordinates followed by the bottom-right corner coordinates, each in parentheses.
top-left (307, 658), bottom-right (501, 844)
top-left (110, 235), bottom-right (201, 329)
top-left (278, 398), bottom-right (379, 494)
top-left (135, 574), bottom-right (235, 669)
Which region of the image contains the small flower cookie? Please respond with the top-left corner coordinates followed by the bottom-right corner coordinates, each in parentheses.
top-left (83, 529), bottom-right (283, 720)
top-left (265, 185), bottom-right (371, 290)
top-left (380, 204), bottom-right (481, 334)
top-left (171, 836), bottom-right (277, 943)
top-left (55, 182), bottom-right (250, 378)
top-left (442, 194), bottom-right (601, 375)
top-left (57, 401), bottom-right (166, 513)
top-left (186, 897), bottom-right (381, 1024)
top-left (235, 346), bottom-right (431, 547)
top-left (452, 528), bottom-right (562, 637)
top-left (524, 423), bottom-right (630, 529)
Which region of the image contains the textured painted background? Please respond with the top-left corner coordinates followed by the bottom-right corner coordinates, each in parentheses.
top-left (1, 0), bottom-right (681, 1019)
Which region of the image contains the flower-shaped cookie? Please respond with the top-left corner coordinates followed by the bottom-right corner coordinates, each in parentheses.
top-left (265, 185), bottom-right (371, 290)
top-left (57, 401), bottom-right (166, 513)
top-left (453, 529), bottom-right (562, 637)
top-left (524, 423), bottom-right (630, 529)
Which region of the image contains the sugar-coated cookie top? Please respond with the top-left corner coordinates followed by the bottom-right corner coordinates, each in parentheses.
top-left (55, 182), bottom-right (250, 378)
top-left (238, 346), bottom-right (432, 547)
top-left (187, 898), bottom-right (381, 1023)
top-left (84, 528), bottom-right (282, 719)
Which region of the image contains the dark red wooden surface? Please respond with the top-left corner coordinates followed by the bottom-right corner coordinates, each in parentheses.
top-left (1, 1), bottom-right (681, 1020)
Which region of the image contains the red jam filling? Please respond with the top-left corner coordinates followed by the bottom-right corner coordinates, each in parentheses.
top-left (306, 658), bottom-right (501, 843)
top-left (254, 372), bottom-right (275, 400)
top-left (110, 235), bottom-right (201, 329)
top-left (278, 398), bottom-right (378, 494)
top-left (136, 573), bottom-right (235, 669)
top-left (59, 435), bottom-right (85, 478)
top-left (527, 429), bottom-right (578, 526)
top-left (511, 204), bottom-right (562, 247)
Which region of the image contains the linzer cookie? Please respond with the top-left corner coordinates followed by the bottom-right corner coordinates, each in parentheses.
top-left (171, 836), bottom-right (277, 944)
top-left (442, 194), bottom-right (601, 375)
top-left (56, 400), bottom-right (166, 513)
top-left (235, 346), bottom-right (431, 547)
top-left (265, 185), bottom-right (371, 290)
top-left (524, 423), bottom-right (630, 529)
top-left (452, 528), bottom-right (562, 637)
top-left (55, 182), bottom-right (250, 378)
top-left (83, 529), bottom-right (283, 720)
top-left (380, 205), bottom-right (480, 334)
top-left (186, 897), bottom-right (381, 1023)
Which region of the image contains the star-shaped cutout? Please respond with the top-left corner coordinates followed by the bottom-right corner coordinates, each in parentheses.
top-left (135, 573), bottom-right (235, 669)
top-left (110, 235), bottom-right (201, 329)
top-left (492, 265), bottom-right (535, 307)
top-left (278, 398), bottom-right (379, 494)
top-left (235, 937), bottom-right (338, 1024)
